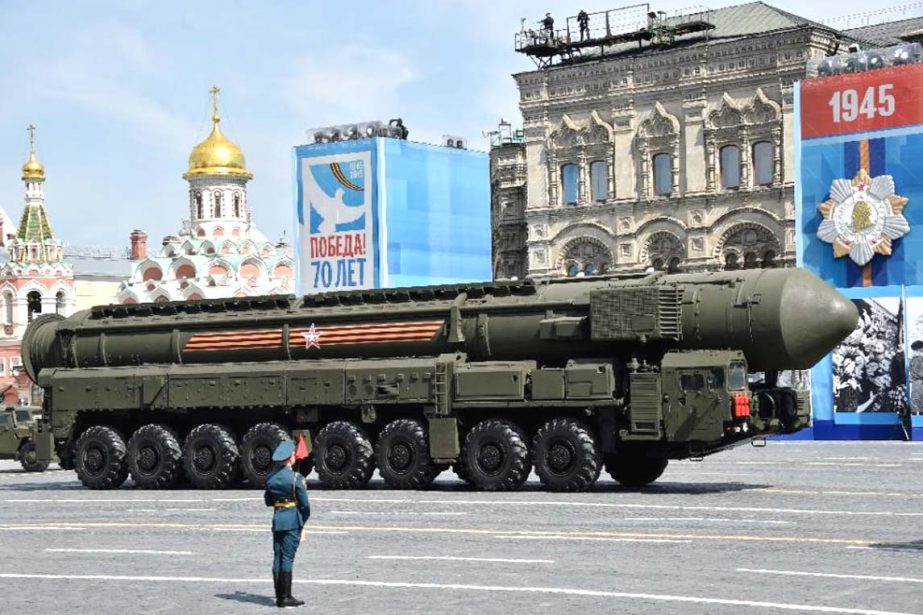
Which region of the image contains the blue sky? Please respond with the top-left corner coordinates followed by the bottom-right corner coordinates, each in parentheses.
top-left (0, 0), bottom-right (908, 250)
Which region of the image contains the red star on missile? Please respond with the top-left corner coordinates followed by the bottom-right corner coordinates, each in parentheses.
top-left (302, 324), bottom-right (322, 349)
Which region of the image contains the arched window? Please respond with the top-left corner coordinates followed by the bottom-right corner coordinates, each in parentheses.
top-left (744, 252), bottom-right (758, 269)
top-left (233, 193), bottom-right (241, 217)
top-left (667, 257), bottom-right (681, 274)
top-left (590, 160), bottom-right (608, 203)
top-left (195, 192), bottom-right (203, 219)
top-left (651, 257), bottom-right (665, 271)
top-left (725, 253), bottom-right (740, 271)
top-left (653, 154), bottom-right (671, 196)
top-left (762, 250), bottom-right (777, 268)
top-left (27, 291), bottom-right (42, 322)
top-left (3, 291), bottom-right (13, 324)
top-left (720, 145), bottom-right (741, 189)
top-left (566, 262), bottom-right (580, 277)
top-left (753, 141), bottom-right (773, 187)
top-left (214, 191), bottom-right (223, 217)
top-left (561, 164), bottom-right (578, 205)
top-left (55, 291), bottom-right (66, 315)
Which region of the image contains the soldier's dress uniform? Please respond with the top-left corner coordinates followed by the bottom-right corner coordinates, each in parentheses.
top-left (264, 440), bottom-right (311, 608)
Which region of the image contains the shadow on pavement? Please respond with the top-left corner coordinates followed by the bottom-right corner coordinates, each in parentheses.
top-left (865, 539), bottom-right (923, 553)
top-left (215, 591), bottom-right (276, 607)
top-left (305, 478), bottom-right (772, 495)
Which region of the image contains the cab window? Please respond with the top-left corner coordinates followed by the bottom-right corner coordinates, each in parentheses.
top-left (708, 368), bottom-right (725, 389)
top-left (15, 410), bottom-right (31, 423)
top-left (729, 362), bottom-right (747, 390)
top-left (0, 415), bottom-right (9, 426)
top-left (680, 373), bottom-right (705, 390)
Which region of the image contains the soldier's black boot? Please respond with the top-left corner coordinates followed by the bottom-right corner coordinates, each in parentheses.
top-left (278, 572), bottom-right (304, 608)
top-left (273, 571), bottom-right (282, 607)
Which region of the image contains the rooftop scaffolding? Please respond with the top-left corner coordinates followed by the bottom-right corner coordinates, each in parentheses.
top-left (515, 5), bottom-right (715, 68)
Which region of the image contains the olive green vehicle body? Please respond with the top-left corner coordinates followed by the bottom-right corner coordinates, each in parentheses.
top-left (0, 406), bottom-right (51, 471)
top-left (22, 267), bottom-right (858, 490)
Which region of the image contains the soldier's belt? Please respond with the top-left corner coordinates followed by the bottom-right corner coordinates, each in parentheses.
top-left (273, 502), bottom-right (296, 509)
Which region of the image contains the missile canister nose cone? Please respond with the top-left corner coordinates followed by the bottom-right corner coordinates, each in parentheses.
top-left (777, 269), bottom-right (859, 370)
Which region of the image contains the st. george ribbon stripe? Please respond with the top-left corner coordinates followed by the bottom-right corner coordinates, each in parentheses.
top-left (184, 321), bottom-right (444, 351)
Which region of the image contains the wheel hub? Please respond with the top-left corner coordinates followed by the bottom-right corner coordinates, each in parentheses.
top-left (85, 447), bottom-right (104, 473)
top-left (547, 441), bottom-right (575, 474)
top-left (478, 442), bottom-right (504, 473)
top-left (253, 444), bottom-right (272, 472)
top-left (325, 443), bottom-right (349, 472)
top-left (388, 442), bottom-right (413, 472)
top-left (194, 445), bottom-right (216, 472)
top-left (138, 446), bottom-right (159, 472)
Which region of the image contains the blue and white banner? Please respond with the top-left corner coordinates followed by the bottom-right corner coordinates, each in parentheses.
top-left (297, 150), bottom-right (374, 292)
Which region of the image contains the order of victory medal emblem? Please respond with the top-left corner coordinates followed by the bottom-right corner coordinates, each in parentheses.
top-left (816, 169), bottom-right (910, 266)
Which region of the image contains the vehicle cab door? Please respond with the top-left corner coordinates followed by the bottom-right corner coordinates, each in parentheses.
top-left (0, 409), bottom-right (16, 452)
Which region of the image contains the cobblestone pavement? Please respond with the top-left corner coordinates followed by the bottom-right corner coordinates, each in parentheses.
top-left (1, 441), bottom-right (922, 614)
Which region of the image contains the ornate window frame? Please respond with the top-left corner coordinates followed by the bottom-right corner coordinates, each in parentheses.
top-left (547, 112), bottom-right (614, 207)
top-left (636, 102), bottom-right (680, 199)
top-left (717, 222), bottom-right (781, 270)
top-left (705, 89), bottom-right (782, 192)
top-left (556, 235), bottom-right (613, 277)
top-left (641, 231), bottom-right (685, 272)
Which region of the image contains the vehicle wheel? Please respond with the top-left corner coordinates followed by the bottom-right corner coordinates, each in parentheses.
top-left (19, 441), bottom-right (50, 473)
top-left (461, 419), bottom-right (530, 492)
top-left (605, 453), bottom-right (668, 487)
top-left (532, 418), bottom-right (601, 492)
top-left (56, 440), bottom-right (76, 470)
top-left (74, 426), bottom-right (129, 490)
top-left (375, 419), bottom-right (438, 490)
top-left (127, 424), bottom-right (184, 489)
top-left (314, 421), bottom-right (374, 489)
top-left (241, 422), bottom-right (290, 488)
top-left (182, 424), bottom-right (240, 489)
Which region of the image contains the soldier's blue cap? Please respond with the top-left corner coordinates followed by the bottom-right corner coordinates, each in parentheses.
top-left (271, 440), bottom-right (296, 461)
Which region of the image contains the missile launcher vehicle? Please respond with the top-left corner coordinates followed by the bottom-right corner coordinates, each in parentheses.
top-left (23, 267), bottom-right (857, 491)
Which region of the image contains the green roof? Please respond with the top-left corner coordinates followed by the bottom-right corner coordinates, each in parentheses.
top-left (16, 203), bottom-right (54, 243)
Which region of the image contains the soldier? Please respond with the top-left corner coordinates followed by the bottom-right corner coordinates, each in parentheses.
top-left (265, 440), bottom-right (311, 608)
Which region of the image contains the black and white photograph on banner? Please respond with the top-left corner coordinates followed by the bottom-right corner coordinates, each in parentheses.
top-left (832, 297), bottom-right (905, 413)
top-left (905, 296), bottom-right (923, 414)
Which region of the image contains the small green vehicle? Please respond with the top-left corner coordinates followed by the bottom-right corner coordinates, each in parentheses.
top-left (0, 406), bottom-right (50, 472)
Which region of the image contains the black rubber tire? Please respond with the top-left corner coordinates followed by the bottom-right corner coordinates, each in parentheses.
top-left (56, 440), bottom-right (76, 471)
top-left (532, 418), bottom-right (601, 492)
top-left (182, 424), bottom-right (240, 489)
top-left (127, 424), bottom-right (184, 489)
top-left (74, 426), bottom-right (129, 490)
top-left (241, 422), bottom-right (291, 488)
top-left (314, 421), bottom-right (374, 489)
top-left (461, 419), bottom-right (531, 492)
top-left (375, 419), bottom-right (439, 490)
top-left (605, 453), bottom-right (669, 487)
top-left (18, 441), bottom-right (49, 473)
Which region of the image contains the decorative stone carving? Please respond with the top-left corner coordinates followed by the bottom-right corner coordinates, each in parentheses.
top-left (558, 237), bottom-right (612, 276)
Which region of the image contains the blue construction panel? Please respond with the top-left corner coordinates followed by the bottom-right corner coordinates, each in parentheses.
top-left (294, 138), bottom-right (490, 293)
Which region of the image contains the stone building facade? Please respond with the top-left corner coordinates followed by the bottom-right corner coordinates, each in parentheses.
top-left (492, 2), bottom-right (867, 279)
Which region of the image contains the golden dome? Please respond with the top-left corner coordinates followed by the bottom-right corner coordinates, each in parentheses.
top-left (183, 86), bottom-right (252, 180)
top-left (22, 124), bottom-right (44, 180)
top-left (22, 151), bottom-right (45, 180)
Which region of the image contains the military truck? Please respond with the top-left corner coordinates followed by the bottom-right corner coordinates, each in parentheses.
top-left (23, 267), bottom-right (857, 492)
top-left (0, 406), bottom-right (50, 472)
